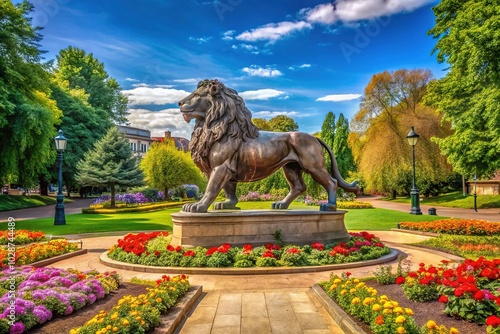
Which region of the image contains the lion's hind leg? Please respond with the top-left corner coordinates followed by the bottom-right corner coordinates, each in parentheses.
top-left (213, 182), bottom-right (239, 210)
top-left (272, 163), bottom-right (306, 210)
top-left (308, 169), bottom-right (338, 211)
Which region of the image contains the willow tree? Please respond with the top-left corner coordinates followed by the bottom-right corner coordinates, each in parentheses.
top-left (140, 140), bottom-right (204, 199)
top-left (349, 69), bottom-right (454, 197)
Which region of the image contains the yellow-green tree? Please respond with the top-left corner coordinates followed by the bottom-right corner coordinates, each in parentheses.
top-left (140, 140), bottom-right (204, 199)
top-left (349, 69), bottom-right (454, 197)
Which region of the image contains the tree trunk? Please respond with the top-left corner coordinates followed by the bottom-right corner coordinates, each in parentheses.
top-left (111, 184), bottom-right (116, 208)
top-left (391, 189), bottom-right (397, 199)
top-left (39, 178), bottom-right (48, 196)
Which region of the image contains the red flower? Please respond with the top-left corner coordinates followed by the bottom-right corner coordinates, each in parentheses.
top-left (454, 288), bottom-right (464, 297)
top-left (473, 290), bottom-right (485, 302)
top-left (486, 315), bottom-right (500, 327)
top-left (438, 295), bottom-right (448, 303)
top-left (243, 244), bottom-right (253, 251)
top-left (312, 242), bottom-right (325, 251)
top-left (345, 272), bottom-right (352, 277)
top-left (167, 245), bottom-right (175, 252)
top-left (375, 315), bottom-right (384, 325)
top-left (419, 262), bottom-right (425, 267)
top-left (262, 251), bottom-right (275, 258)
top-left (395, 276), bottom-right (405, 284)
top-left (206, 247), bottom-right (218, 256)
top-left (286, 247), bottom-right (301, 254)
top-left (183, 250), bottom-right (196, 257)
top-left (408, 272), bottom-right (418, 278)
top-left (441, 259), bottom-right (450, 264)
top-left (154, 250), bottom-right (161, 257)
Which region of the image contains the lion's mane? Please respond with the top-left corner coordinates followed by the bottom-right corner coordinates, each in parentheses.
top-left (189, 80), bottom-right (259, 172)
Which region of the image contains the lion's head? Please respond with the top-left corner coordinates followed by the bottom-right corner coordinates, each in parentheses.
top-left (178, 79), bottom-right (259, 170)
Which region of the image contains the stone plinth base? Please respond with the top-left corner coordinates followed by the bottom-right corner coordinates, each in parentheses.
top-left (170, 210), bottom-right (350, 248)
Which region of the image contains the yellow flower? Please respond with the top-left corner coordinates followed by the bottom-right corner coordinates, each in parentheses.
top-left (383, 302), bottom-right (394, 309)
top-left (395, 315), bottom-right (406, 324)
top-left (340, 290), bottom-right (347, 296)
top-left (350, 288), bottom-right (356, 293)
top-left (449, 327), bottom-right (459, 334)
top-left (372, 304), bottom-right (381, 312)
top-left (362, 297), bottom-right (373, 306)
top-left (353, 279), bottom-right (360, 283)
top-left (122, 319), bottom-right (130, 326)
top-left (383, 309), bottom-right (392, 314)
top-left (394, 307), bottom-right (404, 314)
top-left (333, 278), bottom-right (342, 284)
top-left (397, 326), bottom-right (406, 333)
top-left (426, 320), bottom-right (437, 329)
top-left (351, 297), bottom-right (360, 304)
top-left (329, 284), bottom-right (337, 290)
top-left (112, 328), bottom-right (118, 333)
top-left (156, 297), bottom-right (163, 303)
top-left (404, 308), bottom-right (413, 316)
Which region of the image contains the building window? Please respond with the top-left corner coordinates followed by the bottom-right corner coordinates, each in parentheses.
top-left (130, 143), bottom-right (137, 151)
top-left (141, 144), bottom-right (147, 152)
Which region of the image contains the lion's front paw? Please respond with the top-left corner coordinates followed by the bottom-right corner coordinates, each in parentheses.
top-left (182, 202), bottom-right (209, 213)
top-left (213, 201), bottom-right (238, 210)
top-left (271, 202), bottom-right (289, 210)
top-left (320, 203), bottom-right (337, 212)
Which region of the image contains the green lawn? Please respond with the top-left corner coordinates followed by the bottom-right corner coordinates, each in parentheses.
top-left (384, 192), bottom-right (500, 209)
top-left (1, 208), bottom-right (178, 236)
top-left (0, 195), bottom-right (63, 211)
top-left (0, 201), bottom-right (448, 235)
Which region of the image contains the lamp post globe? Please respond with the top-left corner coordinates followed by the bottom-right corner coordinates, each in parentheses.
top-left (54, 130), bottom-right (67, 225)
top-left (406, 126), bottom-right (422, 215)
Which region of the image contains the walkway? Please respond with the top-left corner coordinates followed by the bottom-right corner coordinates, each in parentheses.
top-left (359, 196), bottom-right (500, 221)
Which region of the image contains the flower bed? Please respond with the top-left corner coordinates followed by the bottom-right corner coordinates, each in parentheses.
top-left (414, 235), bottom-right (500, 260)
top-left (370, 257), bottom-right (500, 333)
top-left (69, 274), bottom-right (190, 334)
top-left (0, 266), bottom-right (121, 333)
top-left (0, 230), bottom-right (46, 245)
top-left (399, 219), bottom-right (500, 236)
top-left (0, 239), bottom-right (80, 267)
top-left (107, 231), bottom-right (391, 268)
top-left (321, 272), bottom-right (461, 334)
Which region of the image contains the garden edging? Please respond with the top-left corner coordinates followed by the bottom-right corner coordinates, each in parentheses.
top-left (99, 248), bottom-right (400, 275)
top-left (30, 249), bottom-right (88, 267)
top-left (390, 228), bottom-right (439, 237)
top-left (311, 283), bottom-right (367, 334)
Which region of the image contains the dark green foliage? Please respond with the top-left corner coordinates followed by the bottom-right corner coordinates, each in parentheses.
top-left (76, 127), bottom-right (144, 207)
top-left (334, 114), bottom-right (356, 178)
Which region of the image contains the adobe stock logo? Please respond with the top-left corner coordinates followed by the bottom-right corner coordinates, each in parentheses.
top-left (339, 16), bottom-right (391, 64)
top-left (31, 0), bottom-right (71, 28)
top-left (214, 0), bottom-right (243, 22)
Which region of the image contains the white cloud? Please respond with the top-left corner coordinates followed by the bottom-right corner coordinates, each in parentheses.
top-left (131, 83), bottom-right (174, 88)
top-left (127, 108), bottom-right (194, 139)
top-left (189, 36), bottom-right (212, 44)
top-left (289, 63), bottom-right (311, 70)
top-left (242, 65), bottom-right (283, 77)
top-left (125, 77), bottom-right (139, 82)
top-left (236, 21), bottom-right (312, 42)
top-left (316, 94), bottom-right (361, 102)
top-left (173, 78), bottom-right (200, 84)
top-left (123, 86), bottom-right (190, 106)
top-left (305, 0), bottom-right (433, 24)
top-left (222, 30), bottom-right (235, 40)
top-left (252, 110), bottom-right (300, 118)
top-left (239, 89), bottom-right (286, 100)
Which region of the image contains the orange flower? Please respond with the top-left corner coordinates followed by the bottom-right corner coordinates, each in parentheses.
top-left (375, 315), bottom-right (384, 325)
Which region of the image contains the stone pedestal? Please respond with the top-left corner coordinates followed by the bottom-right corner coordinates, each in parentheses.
top-left (170, 210), bottom-right (350, 248)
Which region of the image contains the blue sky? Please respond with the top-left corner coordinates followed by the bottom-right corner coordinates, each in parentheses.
top-left (29, 0), bottom-right (444, 139)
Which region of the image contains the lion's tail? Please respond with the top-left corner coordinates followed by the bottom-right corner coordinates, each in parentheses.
top-left (317, 138), bottom-right (360, 195)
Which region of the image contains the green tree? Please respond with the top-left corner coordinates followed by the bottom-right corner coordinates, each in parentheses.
top-left (0, 0), bottom-right (62, 186)
top-left (333, 113), bottom-right (356, 178)
top-left (49, 84), bottom-right (111, 196)
top-left (320, 112), bottom-right (336, 171)
top-left (268, 115), bottom-right (298, 132)
top-left (140, 140), bottom-right (204, 199)
top-left (252, 118), bottom-right (271, 130)
top-left (76, 127), bottom-right (144, 207)
top-left (351, 69), bottom-right (454, 197)
top-left (426, 0), bottom-right (500, 178)
top-left (52, 46), bottom-right (128, 123)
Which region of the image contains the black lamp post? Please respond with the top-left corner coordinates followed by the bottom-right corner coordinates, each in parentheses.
top-left (406, 126), bottom-right (422, 215)
top-left (54, 130), bottom-right (67, 225)
top-left (473, 173), bottom-right (478, 212)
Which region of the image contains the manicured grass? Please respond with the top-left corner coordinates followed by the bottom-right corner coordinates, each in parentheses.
top-left (0, 200), bottom-right (448, 235)
top-left (0, 208), bottom-right (177, 236)
top-left (384, 191), bottom-right (500, 209)
top-left (0, 194), bottom-right (62, 211)
top-left (413, 234), bottom-right (500, 260)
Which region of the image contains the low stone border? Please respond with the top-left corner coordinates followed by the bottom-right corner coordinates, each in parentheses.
top-left (390, 228), bottom-right (439, 237)
top-left (155, 285), bottom-right (203, 334)
top-left (31, 249), bottom-right (88, 267)
top-left (99, 249), bottom-right (399, 275)
top-left (311, 284), bottom-right (367, 334)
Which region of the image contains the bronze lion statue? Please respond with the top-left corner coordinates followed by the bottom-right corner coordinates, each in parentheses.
top-left (178, 79), bottom-right (360, 213)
